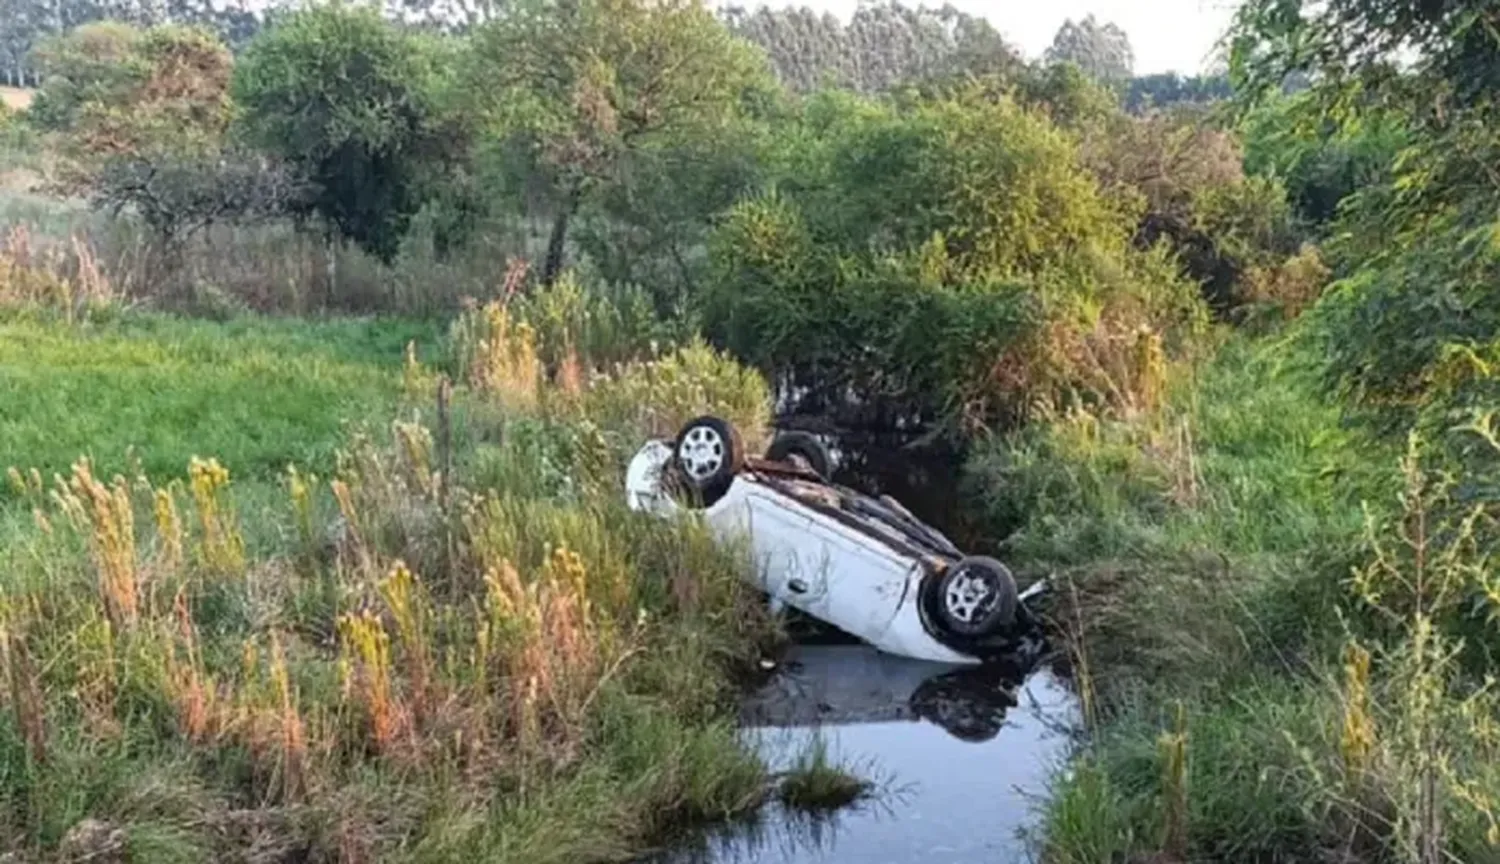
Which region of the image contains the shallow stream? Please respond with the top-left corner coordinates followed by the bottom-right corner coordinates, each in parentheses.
top-left (652, 643), bottom-right (1080, 864)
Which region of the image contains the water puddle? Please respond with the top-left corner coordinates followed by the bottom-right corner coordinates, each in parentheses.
top-left (653, 644), bottom-right (1080, 864)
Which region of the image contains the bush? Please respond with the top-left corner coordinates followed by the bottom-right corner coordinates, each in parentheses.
top-left (451, 282), bottom-right (773, 463)
top-left (705, 87), bottom-right (1207, 436)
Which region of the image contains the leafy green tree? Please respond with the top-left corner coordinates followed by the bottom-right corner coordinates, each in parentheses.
top-left (1044, 15), bottom-right (1134, 84)
top-left (25, 20), bottom-right (291, 260)
top-left (465, 0), bottom-right (773, 285)
top-left (1232, 0), bottom-right (1500, 434)
top-left (25, 20), bottom-right (149, 133)
top-left (1124, 72), bottom-right (1231, 113)
top-left (233, 4), bottom-right (463, 263)
top-left (1239, 92), bottom-right (1407, 227)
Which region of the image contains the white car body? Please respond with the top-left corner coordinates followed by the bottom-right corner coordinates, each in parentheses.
top-left (627, 439), bottom-right (1024, 664)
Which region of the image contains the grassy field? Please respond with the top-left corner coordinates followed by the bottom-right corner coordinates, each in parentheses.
top-left (1, 313), bottom-right (444, 494)
top-left (993, 334), bottom-right (1500, 862)
top-left (0, 298), bottom-right (836, 862)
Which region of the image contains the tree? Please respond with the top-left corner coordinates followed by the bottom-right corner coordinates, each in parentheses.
top-left (1231, 0), bottom-right (1500, 433)
top-left (466, 0), bottom-right (773, 284)
top-left (26, 21), bottom-right (292, 258)
top-left (233, 5), bottom-right (465, 264)
top-left (1045, 15), bottom-right (1134, 84)
top-left (2, 0), bottom-right (272, 88)
top-left (705, 87), bottom-right (1207, 436)
top-left (721, 2), bottom-right (1020, 94)
top-left (1124, 72), bottom-right (1232, 113)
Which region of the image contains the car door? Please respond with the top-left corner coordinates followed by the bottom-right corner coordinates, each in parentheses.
top-left (729, 484), bottom-right (911, 645)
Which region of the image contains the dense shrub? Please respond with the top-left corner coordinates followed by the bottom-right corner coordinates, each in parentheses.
top-left (704, 87), bottom-right (1207, 435)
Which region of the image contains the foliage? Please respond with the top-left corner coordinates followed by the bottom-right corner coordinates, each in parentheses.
top-left (1239, 91), bottom-right (1408, 227)
top-left (451, 285), bottom-right (771, 457)
top-left (0, 224), bottom-right (117, 323)
top-left (1082, 105), bottom-right (1305, 314)
top-left (1230, 0), bottom-right (1500, 115)
top-left (1045, 15), bottom-right (1135, 85)
top-left (705, 86), bottom-right (1207, 435)
top-left (1231, 0), bottom-right (1500, 436)
top-left (22, 21), bottom-right (301, 259)
top-left (1124, 72), bottom-right (1232, 114)
top-left (233, 5), bottom-right (464, 263)
top-left (29, 21), bottom-right (231, 158)
top-left (465, 0), bottom-right (774, 284)
top-left (0, 303), bottom-right (787, 860)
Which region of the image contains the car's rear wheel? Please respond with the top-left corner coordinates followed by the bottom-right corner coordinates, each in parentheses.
top-left (933, 556), bottom-right (1018, 638)
top-left (673, 416), bottom-right (745, 505)
top-left (766, 431), bottom-right (833, 480)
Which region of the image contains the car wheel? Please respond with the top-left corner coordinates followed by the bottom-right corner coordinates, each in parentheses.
top-left (673, 416), bottom-right (745, 504)
top-left (766, 431), bottom-right (833, 480)
top-left (934, 556), bottom-right (1018, 638)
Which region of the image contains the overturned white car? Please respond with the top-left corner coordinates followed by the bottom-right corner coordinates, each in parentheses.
top-left (626, 416), bottom-right (1044, 665)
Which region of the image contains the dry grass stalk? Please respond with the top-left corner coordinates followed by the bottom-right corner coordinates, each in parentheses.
top-left (154, 484), bottom-right (185, 574)
top-left (0, 225), bottom-right (119, 320)
top-left (337, 608), bottom-right (407, 754)
top-left (1158, 701), bottom-right (1189, 860)
top-left (393, 421), bottom-right (436, 499)
top-left (1, 627), bottom-right (48, 767)
top-left (167, 588), bottom-right (221, 743)
top-left (52, 460), bottom-right (140, 627)
top-left (287, 466), bottom-right (319, 563)
top-left (75, 612), bottom-right (121, 739)
top-left (330, 479), bottom-right (374, 579)
top-left (266, 631), bottom-right (307, 802)
top-left (480, 547), bottom-right (605, 747)
top-left (378, 562), bottom-right (434, 732)
top-left (469, 302), bottom-right (542, 412)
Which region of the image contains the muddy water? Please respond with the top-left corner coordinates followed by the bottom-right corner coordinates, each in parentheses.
top-left (652, 644), bottom-right (1080, 864)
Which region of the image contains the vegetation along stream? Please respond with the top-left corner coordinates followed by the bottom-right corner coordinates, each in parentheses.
top-left (4, 0), bottom-right (1500, 862)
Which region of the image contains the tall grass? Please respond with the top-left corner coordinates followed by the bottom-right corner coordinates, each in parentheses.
top-left (0, 284), bottom-right (790, 861)
top-left (0, 181), bottom-right (577, 318)
top-left (999, 333), bottom-right (1500, 863)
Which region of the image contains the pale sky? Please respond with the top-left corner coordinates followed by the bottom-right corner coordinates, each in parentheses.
top-left (721, 0), bottom-right (1243, 76)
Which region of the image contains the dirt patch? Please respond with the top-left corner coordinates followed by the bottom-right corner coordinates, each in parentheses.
top-left (2, 87), bottom-right (34, 112)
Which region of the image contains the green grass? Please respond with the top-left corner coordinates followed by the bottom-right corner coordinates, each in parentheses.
top-left (776, 737), bottom-right (872, 813)
top-left (971, 332), bottom-right (1419, 862)
top-left (0, 312), bottom-right (444, 493)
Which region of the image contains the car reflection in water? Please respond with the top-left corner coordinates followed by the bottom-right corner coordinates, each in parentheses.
top-left (743, 639), bottom-right (1048, 744)
top-left (648, 641), bottom-right (1078, 864)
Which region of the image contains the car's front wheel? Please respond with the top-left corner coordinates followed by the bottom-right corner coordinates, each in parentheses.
top-left (673, 415), bottom-right (745, 505)
top-left (932, 556), bottom-right (1018, 639)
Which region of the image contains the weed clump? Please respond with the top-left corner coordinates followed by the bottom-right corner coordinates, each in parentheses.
top-left (778, 738), bottom-right (872, 813)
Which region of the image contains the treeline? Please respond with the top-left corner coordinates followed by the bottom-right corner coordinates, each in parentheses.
top-left (5, 0), bottom-right (1321, 443)
top-left (2, 0), bottom-right (1230, 110)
